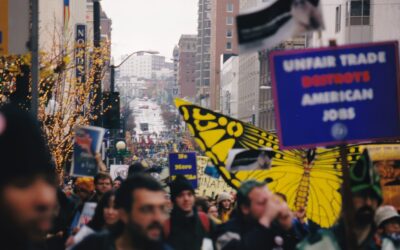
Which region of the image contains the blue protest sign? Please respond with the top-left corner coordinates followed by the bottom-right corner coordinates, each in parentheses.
top-left (169, 152), bottom-right (198, 188)
top-left (71, 126), bottom-right (105, 177)
top-left (270, 41), bottom-right (400, 149)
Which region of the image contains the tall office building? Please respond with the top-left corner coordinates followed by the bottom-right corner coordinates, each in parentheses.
top-left (209, 0), bottom-right (239, 110)
top-left (195, 0), bottom-right (212, 107)
top-left (178, 35), bottom-right (197, 100)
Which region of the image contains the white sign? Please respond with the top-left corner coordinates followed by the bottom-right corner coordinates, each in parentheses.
top-left (110, 164), bottom-right (129, 180)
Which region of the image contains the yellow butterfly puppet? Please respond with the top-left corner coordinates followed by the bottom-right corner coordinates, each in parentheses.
top-left (174, 98), bottom-right (362, 228)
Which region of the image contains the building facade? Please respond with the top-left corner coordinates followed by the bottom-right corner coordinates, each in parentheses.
top-left (220, 55), bottom-right (239, 118)
top-left (210, 0), bottom-right (240, 110)
top-left (178, 35), bottom-right (197, 100)
top-left (119, 53), bottom-right (173, 80)
top-left (196, 0), bottom-right (212, 107)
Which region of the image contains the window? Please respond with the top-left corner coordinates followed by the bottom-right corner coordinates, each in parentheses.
top-left (227, 3), bottom-right (234, 12)
top-left (226, 42), bottom-right (232, 50)
top-left (335, 6), bottom-right (341, 32)
top-left (347, 0), bottom-right (370, 26)
top-left (227, 16), bottom-right (233, 25)
top-left (226, 29), bottom-right (233, 38)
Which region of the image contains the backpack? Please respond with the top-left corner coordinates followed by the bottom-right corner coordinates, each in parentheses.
top-left (164, 211), bottom-right (211, 238)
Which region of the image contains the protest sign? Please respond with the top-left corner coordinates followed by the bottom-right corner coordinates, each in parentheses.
top-left (270, 41), bottom-right (400, 149)
top-left (71, 126), bottom-right (105, 176)
top-left (77, 202), bottom-right (97, 228)
top-left (169, 152), bottom-right (198, 188)
top-left (110, 164), bottom-right (129, 180)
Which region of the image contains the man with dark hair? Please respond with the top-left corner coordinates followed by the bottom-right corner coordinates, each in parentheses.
top-left (90, 173), bottom-right (113, 202)
top-left (216, 180), bottom-right (298, 250)
top-left (0, 105), bottom-right (58, 250)
top-left (165, 175), bottom-right (214, 250)
top-left (73, 174), bottom-right (172, 250)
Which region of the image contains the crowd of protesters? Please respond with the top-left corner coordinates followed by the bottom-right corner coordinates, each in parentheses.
top-left (1, 104), bottom-right (400, 250)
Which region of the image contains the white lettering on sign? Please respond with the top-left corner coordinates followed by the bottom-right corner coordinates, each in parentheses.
top-left (339, 51), bottom-right (386, 66)
top-left (283, 56), bottom-right (336, 72)
top-left (323, 107), bottom-right (356, 122)
top-left (301, 88), bottom-right (374, 106)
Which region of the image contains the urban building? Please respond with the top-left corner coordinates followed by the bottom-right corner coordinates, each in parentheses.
top-left (100, 9), bottom-right (112, 91)
top-left (210, 0), bottom-right (239, 110)
top-left (220, 55), bottom-right (239, 118)
top-left (178, 35), bottom-right (197, 100)
top-left (196, 0), bottom-right (212, 107)
top-left (309, 0), bottom-right (400, 47)
top-left (172, 46), bottom-right (180, 97)
top-left (119, 53), bottom-right (173, 80)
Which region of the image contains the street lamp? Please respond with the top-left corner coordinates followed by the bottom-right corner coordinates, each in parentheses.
top-left (110, 50), bottom-right (159, 92)
top-left (116, 141), bottom-right (127, 151)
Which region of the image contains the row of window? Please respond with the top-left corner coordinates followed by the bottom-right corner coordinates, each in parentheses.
top-left (335, 0), bottom-right (371, 33)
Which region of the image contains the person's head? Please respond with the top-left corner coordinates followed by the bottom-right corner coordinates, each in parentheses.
top-left (375, 205), bottom-right (400, 235)
top-left (237, 180), bottom-right (270, 220)
top-left (208, 205), bottom-right (219, 218)
top-left (88, 191), bottom-right (119, 231)
top-left (351, 150), bottom-right (382, 227)
top-left (217, 192), bottom-right (232, 211)
top-left (0, 105), bottom-right (57, 242)
top-left (169, 175), bottom-right (195, 214)
top-left (74, 177), bottom-right (95, 201)
top-left (115, 174), bottom-right (168, 244)
top-left (128, 162), bottom-right (146, 178)
top-left (113, 176), bottom-right (124, 190)
top-left (94, 173), bottom-right (113, 195)
top-left (195, 197), bottom-right (209, 213)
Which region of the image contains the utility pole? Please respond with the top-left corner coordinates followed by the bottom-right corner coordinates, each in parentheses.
top-left (31, 0), bottom-right (39, 117)
top-left (93, 0), bottom-right (102, 126)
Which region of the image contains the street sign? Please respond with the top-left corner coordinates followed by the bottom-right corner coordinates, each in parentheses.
top-left (270, 41), bottom-right (400, 149)
top-left (169, 152), bottom-right (198, 188)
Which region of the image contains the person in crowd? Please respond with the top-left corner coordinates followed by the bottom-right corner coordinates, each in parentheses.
top-left (217, 192), bottom-right (233, 223)
top-left (195, 196), bottom-right (210, 213)
top-left (166, 175), bottom-right (215, 250)
top-left (208, 205), bottom-right (222, 224)
top-left (90, 173), bottom-right (113, 203)
top-left (0, 104), bottom-right (58, 250)
top-left (69, 177), bottom-right (95, 235)
top-left (113, 176), bottom-right (124, 190)
top-left (374, 205), bottom-right (400, 249)
top-left (332, 150), bottom-right (383, 250)
top-left (66, 191), bottom-right (120, 248)
top-left (73, 174), bottom-right (171, 250)
top-left (216, 180), bottom-right (298, 250)
top-left (127, 161), bottom-right (146, 178)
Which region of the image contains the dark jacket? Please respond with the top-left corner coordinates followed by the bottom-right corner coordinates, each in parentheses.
top-left (332, 221), bottom-right (379, 250)
top-left (73, 230), bottom-right (173, 250)
top-left (215, 214), bottom-right (299, 250)
top-left (166, 207), bottom-right (215, 250)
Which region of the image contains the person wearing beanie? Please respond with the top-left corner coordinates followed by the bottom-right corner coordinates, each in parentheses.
top-left (165, 175), bottom-right (215, 250)
top-left (0, 104), bottom-right (58, 250)
top-left (217, 192), bottom-right (232, 223)
top-left (374, 205), bottom-right (400, 249)
top-left (330, 149), bottom-right (383, 250)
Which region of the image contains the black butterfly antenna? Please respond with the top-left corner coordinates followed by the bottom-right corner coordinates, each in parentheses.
top-left (306, 149), bottom-right (316, 164)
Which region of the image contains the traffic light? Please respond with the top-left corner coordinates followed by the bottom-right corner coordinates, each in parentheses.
top-left (103, 92), bottom-right (120, 129)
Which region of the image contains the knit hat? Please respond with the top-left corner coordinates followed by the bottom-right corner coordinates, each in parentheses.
top-left (350, 149), bottom-right (382, 204)
top-left (0, 104), bottom-right (55, 187)
top-left (217, 192), bottom-right (232, 204)
top-left (169, 175), bottom-right (194, 201)
top-left (75, 177), bottom-right (95, 192)
top-left (374, 205), bottom-right (400, 228)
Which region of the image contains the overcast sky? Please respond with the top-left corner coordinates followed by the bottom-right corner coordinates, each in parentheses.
top-left (101, 0), bottom-right (198, 63)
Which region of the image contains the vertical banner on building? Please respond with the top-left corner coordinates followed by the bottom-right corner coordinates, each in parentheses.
top-left (0, 0), bottom-right (9, 55)
top-left (169, 152), bottom-right (198, 188)
top-left (75, 24), bottom-right (86, 83)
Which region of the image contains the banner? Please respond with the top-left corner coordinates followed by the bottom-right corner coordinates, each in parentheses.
top-left (110, 164), bottom-right (129, 180)
top-left (75, 24), bottom-right (86, 83)
top-left (169, 152), bottom-right (198, 188)
top-left (236, 0), bottom-right (323, 53)
top-left (0, 0), bottom-right (8, 55)
top-left (196, 156), bottom-right (232, 198)
top-left (71, 126), bottom-right (105, 177)
top-left (270, 41), bottom-right (400, 149)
